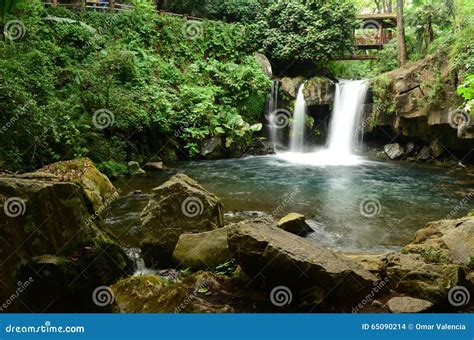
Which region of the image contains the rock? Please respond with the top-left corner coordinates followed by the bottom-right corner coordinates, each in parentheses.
top-left (143, 162), bottom-right (165, 171)
top-left (371, 299), bottom-right (385, 307)
top-left (384, 143), bottom-right (404, 160)
top-left (429, 140), bottom-right (444, 158)
top-left (404, 142), bottom-right (415, 155)
top-left (227, 218), bottom-right (379, 309)
top-left (40, 158), bottom-right (119, 214)
top-left (140, 174), bottom-right (224, 268)
top-left (0, 177), bottom-right (133, 311)
top-left (385, 253), bottom-right (464, 304)
top-left (127, 161), bottom-right (146, 176)
top-left (402, 217), bottom-right (474, 266)
top-left (200, 136), bottom-right (225, 159)
top-left (387, 296), bottom-right (434, 313)
top-left (281, 76), bottom-right (305, 98)
top-left (343, 254), bottom-right (388, 275)
top-left (303, 77), bottom-right (335, 106)
top-left (417, 146), bottom-right (431, 161)
top-left (254, 53), bottom-right (273, 78)
top-left (172, 227), bottom-right (232, 270)
top-left (277, 213), bottom-right (313, 236)
top-left (112, 271), bottom-right (273, 313)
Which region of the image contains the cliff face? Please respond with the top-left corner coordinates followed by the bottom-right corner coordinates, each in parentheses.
top-left (368, 52), bottom-right (474, 154)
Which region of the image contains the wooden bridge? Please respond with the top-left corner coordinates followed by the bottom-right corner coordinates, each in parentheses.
top-left (45, 1), bottom-right (397, 60)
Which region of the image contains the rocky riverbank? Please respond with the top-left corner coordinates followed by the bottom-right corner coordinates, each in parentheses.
top-left (0, 160), bottom-right (472, 313)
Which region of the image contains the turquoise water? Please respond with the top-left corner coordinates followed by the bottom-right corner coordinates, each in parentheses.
top-left (107, 155), bottom-right (473, 253)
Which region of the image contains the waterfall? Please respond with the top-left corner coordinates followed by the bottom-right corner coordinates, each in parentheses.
top-left (289, 83), bottom-right (307, 152)
top-left (279, 79), bottom-right (368, 166)
top-left (326, 80), bottom-right (369, 156)
top-left (266, 80), bottom-right (280, 147)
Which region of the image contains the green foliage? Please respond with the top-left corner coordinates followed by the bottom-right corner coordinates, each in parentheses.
top-left (371, 75), bottom-right (395, 121)
top-left (247, 0), bottom-right (358, 63)
top-left (457, 74), bottom-right (474, 113)
top-left (96, 160), bottom-right (128, 179)
top-left (0, 1), bottom-right (270, 170)
top-left (215, 259), bottom-right (237, 276)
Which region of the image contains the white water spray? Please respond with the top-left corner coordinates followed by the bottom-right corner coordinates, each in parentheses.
top-left (279, 79), bottom-right (369, 166)
top-left (289, 84), bottom-right (307, 152)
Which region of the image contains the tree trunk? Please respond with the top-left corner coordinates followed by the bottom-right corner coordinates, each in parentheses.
top-left (387, 0), bottom-right (392, 13)
top-left (396, 0), bottom-right (407, 67)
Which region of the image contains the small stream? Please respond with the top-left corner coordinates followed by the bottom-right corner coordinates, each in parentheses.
top-left (106, 155), bottom-right (473, 254)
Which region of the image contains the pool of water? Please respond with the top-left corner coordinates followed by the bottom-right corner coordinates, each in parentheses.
top-left (106, 155), bottom-right (473, 253)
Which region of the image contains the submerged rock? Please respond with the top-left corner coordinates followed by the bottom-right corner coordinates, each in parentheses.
top-left (140, 174), bottom-right (224, 268)
top-left (384, 143), bottom-right (404, 160)
top-left (227, 218), bottom-right (379, 309)
top-left (172, 227), bottom-right (232, 270)
top-left (143, 162), bottom-right (165, 171)
top-left (127, 161), bottom-right (146, 176)
top-left (0, 177), bottom-right (133, 311)
top-left (40, 158), bottom-right (118, 214)
top-left (277, 213), bottom-right (313, 236)
top-left (387, 296), bottom-right (433, 313)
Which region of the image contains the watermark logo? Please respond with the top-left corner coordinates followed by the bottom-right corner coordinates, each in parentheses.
top-left (182, 21), bottom-right (204, 40)
top-left (448, 286), bottom-right (470, 307)
top-left (3, 20), bottom-right (26, 41)
top-left (3, 197), bottom-right (26, 218)
top-left (92, 109), bottom-right (115, 130)
top-left (270, 286), bottom-right (293, 307)
top-left (358, 19), bottom-right (381, 40)
top-left (92, 286), bottom-right (115, 307)
top-left (181, 197), bottom-right (204, 218)
top-left (266, 109), bottom-right (291, 130)
top-left (359, 197), bottom-right (381, 218)
top-left (448, 108), bottom-right (470, 129)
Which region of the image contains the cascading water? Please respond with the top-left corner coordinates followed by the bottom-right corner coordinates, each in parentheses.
top-left (289, 83), bottom-right (307, 152)
top-left (280, 79), bottom-right (369, 166)
top-left (266, 80), bottom-right (280, 147)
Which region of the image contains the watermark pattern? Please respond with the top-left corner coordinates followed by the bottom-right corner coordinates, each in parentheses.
top-left (271, 187), bottom-right (301, 218)
top-left (3, 197), bottom-right (26, 218)
top-left (92, 286), bottom-right (115, 307)
top-left (174, 279), bottom-right (211, 313)
top-left (265, 108), bottom-right (292, 130)
top-left (447, 286), bottom-right (470, 307)
top-left (5, 321), bottom-right (85, 334)
top-left (358, 19), bottom-right (381, 40)
top-left (0, 277), bottom-right (34, 312)
top-left (3, 20), bottom-right (26, 41)
top-left (445, 192), bottom-right (472, 219)
top-left (84, 189), bottom-right (121, 226)
top-left (181, 197), bottom-right (204, 218)
top-left (448, 108), bottom-right (471, 129)
top-left (359, 197), bottom-right (381, 218)
top-left (182, 21), bottom-right (204, 40)
top-left (0, 112), bottom-right (23, 135)
top-left (92, 109), bottom-right (115, 130)
top-left (270, 286), bottom-right (293, 307)
top-left (352, 277), bottom-right (389, 313)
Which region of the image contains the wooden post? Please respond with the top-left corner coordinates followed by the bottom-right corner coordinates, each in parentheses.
top-left (378, 21), bottom-right (383, 45)
top-left (52, 0), bottom-right (58, 8)
top-left (109, 0), bottom-right (115, 12)
top-left (81, 0), bottom-right (86, 11)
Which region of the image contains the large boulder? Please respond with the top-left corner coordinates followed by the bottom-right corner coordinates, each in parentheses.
top-left (384, 143), bottom-right (404, 160)
top-left (385, 253), bottom-right (465, 304)
top-left (281, 76), bottom-right (305, 98)
top-left (402, 217), bottom-right (474, 266)
top-left (254, 53), bottom-right (273, 79)
top-left (172, 227), bottom-right (232, 270)
top-left (140, 174), bottom-right (224, 268)
top-left (0, 177), bottom-right (133, 312)
top-left (303, 76), bottom-right (335, 106)
top-left (39, 158), bottom-right (118, 214)
top-left (227, 218), bottom-right (379, 310)
top-left (277, 213), bottom-right (313, 236)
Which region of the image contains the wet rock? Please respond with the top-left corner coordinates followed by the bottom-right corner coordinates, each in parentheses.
top-left (128, 161), bottom-right (146, 176)
top-left (172, 227), bottom-right (232, 270)
top-left (385, 253), bottom-right (465, 304)
top-left (429, 140), bottom-right (444, 158)
top-left (384, 143), bottom-right (404, 160)
top-left (281, 76), bottom-right (305, 98)
top-left (140, 174), bottom-right (224, 268)
top-left (143, 162), bottom-right (165, 171)
top-left (227, 218), bottom-right (379, 309)
top-left (404, 142), bottom-right (415, 155)
top-left (303, 77), bottom-right (335, 106)
top-left (277, 213), bottom-right (313, 236)
top-left (201, 136), bottom-right (225, 159)
top-left (343, 254), bottom-right (388, 275)
top-left (0, 177), bottom-right (133, 311)
top-left (40, 158), bottom-right (118, 214)
top-left (254, 53), bottom-right (272, 78)
top-left (402, 217), bottom-right (474, 266)
top-left (416, 146), bottom-right (431, 161)
top-left (387, 296), bottom-right (433, 313)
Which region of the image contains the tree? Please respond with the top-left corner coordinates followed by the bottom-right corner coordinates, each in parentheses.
top-left (1, 0), bottom-right (21, 21)
top-left (396, 0), bottom-right (408, 66)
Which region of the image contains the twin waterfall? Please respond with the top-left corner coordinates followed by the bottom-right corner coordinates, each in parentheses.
top-left (274, 79), bottom-right (369, 166)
